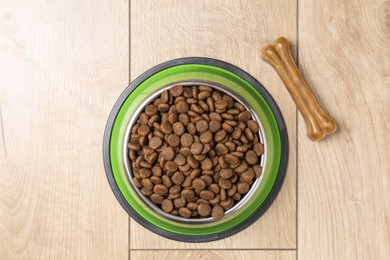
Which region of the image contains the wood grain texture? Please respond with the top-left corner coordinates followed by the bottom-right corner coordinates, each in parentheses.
top-left (130, 250), bottom-right (295, 260)
top-left (0, 1), bottom-right (129, 259)
top-left (298, 0), bottom-right (390, 259)
top-left (130, 0), bottom-right (297, 249)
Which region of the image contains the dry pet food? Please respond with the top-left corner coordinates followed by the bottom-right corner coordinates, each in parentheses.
top-left (128, 85), bottom-right (264, 220)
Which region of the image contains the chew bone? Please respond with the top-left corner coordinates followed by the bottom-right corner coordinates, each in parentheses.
top-left (261, 37), bottom-right (337, 141)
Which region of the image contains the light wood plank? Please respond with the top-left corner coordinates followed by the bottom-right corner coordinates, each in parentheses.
top-left (130, 0), bottom-right (297, 249)
top-left (298, 0), bottom-right (390, 259)
top-left (131, 250), bottom-right (295, 260)
top-left (0, 1), bottom-right (129, 259)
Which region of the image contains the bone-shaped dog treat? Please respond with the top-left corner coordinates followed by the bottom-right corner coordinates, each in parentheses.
top-left (261, 37), bottom-right (337, 141)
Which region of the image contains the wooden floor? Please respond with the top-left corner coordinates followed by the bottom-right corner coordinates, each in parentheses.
top-left (0, 0), bottom-right (389, 259)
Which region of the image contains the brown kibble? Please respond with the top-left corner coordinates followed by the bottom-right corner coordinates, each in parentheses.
top-left (162, 175), bottom-right (172, 188)
top-left (206, 97), bottom-right (215, 112)
top-left (196, 120), bottom-right (208, 133)
top-left (191, 104), bottom-right (204, 114)
top-left (187, 122), bottom-right (197, 135)
top-left (167, 134), bottom-right (180, 147)
top-left (237, 182), bottom-right (250, 194)
top-left (190, 142), bottom-right (204, 155)
top-left (200, 175), bottom-right (213, 186)
top-left (176, 101), bottom-right (189, 114)
top-left (174, 154), bottom-right (186, 166)
top-left (247, 120), bottom-right (259, 133)
top-left (218, 156), bottom-right (229, 169)
top-left (199, 131), bottom-right (213, 144)
top-left (238, 111), bottom-right (251, 122)
top-left (231, 174), bottom-right (238, 183)
top-left (178, 207), bottom-right (192, 218)
top-left (139, 113), bottom-right (149, 125)
top-left (198, 100), bottom-right (209, 111)
top-left (214, 129), bottom-right (227, 142)
top-left (219, 178), bottom-right (232, 189)
top-left (253, 143), bottom-right (264, 156)
top-left (162, 199), bottom-right (174, 212)
top-left (187, 202), bottom-right (198, 210)
top-left (161, 90), bottom-right (169, 103)
top-left (145, 105), bottom-right (158, 116)
top-left (209, 112), bottom-right (222, 122)
top-left (150, 176), bottom-right (162, 184)
top-left (198, 203), bottom-right (212, 217)
top-left (171, 171), bottom-right (185, 185)
top-left (199, 85), bottom-right (213, 92)
top-left (240, 168), bottom-right (255, 183)
top-left (227, 184), bottom-right (237, 197)
top-left (169, 185), bottom-right (181, 194)
top-left (253, 165), bottom-right (263, 178)
top-left (170, 85), bottom-right (184, 97)
top-left (193, 178), bottom-right (206, 190)
top-left (188, 111), bottom-right (199, 118)
top-left (198, 91), bottom-right (212, 100)
top-left (209, 120), bottom-right (222, 133)
top-left (220, 197), bottom-right (234, 210)
top-left (149, 136), bottom-right (163, 149)
top-left (142, 178), bottom-right (154, 191)
top-left (153, 184), bottom-right (168, 196)
top-left (168, 112), bottom-right (178, 124)
top-left (220, 168), bottom-right (234, 179)
top-left (160, 122), bottom-right (173, 134)
top-left (178, 114), bottom-right (190, 125)
top-left (222, 122), bottom-right (234, 133)
top-left (174, 197), bottom-right (186, 208)
top-left (182, 176), bottom-right (193, 187)
top-left (165, 161), bottom-right (178, 173)
top-left (225, 141), bottom-right (236, 152)
top-left (234, 102), bottom-right (245, 111)
top-left (245, 150), bottom-right (258, 165)
top-left (167, 193), bottom-right (180, 200)
top-left (183, 87), bottom-right (193, 98)
top-left (200, 190), bottom-right (215, 200)
top-left (235, 162), bottom-right (248, 174)
top-left (209, 183), bottom-right (220, 194)
top-left (202, 143), bottom-right (211, 154)
top-left (150, 194), bottom-right (164, 204)
top-left (223, 95), bottom-right (234, 108)
top-left (178, 163), bottom-right (190, 172)
top-left (232, 127), bottom-right (242, 139)
top-left (139, 168), bottom-right (152, 178)
top-left (215, 99), bottom-right (228, 111)
top-left (201, 158), bottom-right (213, 171)
top-left (190, 169), bottom-right (201, 179)
top-left (170, 209), bottom-right (179, 215)
top-left (224, 154), bottom-right (239, 165)
top-left (173, 122), bottom-right (185, 136)
top-left (133, 177), bottom-right (142, 188)
top-left (181, 188), bottom-right (195, 199)
top-left (161, 146), bottom-right (175, 160)
top-left (209, 194), bottom-right (221, 205)
top-left (137, 124), bottom-right (150, 136)
top-left (181, 133), bottom-right (194, 147)
top-left (244, 128), bottom-right (254, 141)
top-left (233, 192), bottom-right (241, 200)
top-left (179, 147), bottom-right (191, 157)
top-left (215, 143), bottom-right (229, 155)
top-left (187, 155), bottom-right (200, 169)
top-left (157, 103), bottom-right (170, 112)
top-left (220, 188), bottom-right (227, 201)
top-left (212, 205), bottom-right (224, 220)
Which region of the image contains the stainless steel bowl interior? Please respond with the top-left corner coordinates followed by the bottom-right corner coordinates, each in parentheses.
top-left (122, 80), bottom-right (268, 224)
